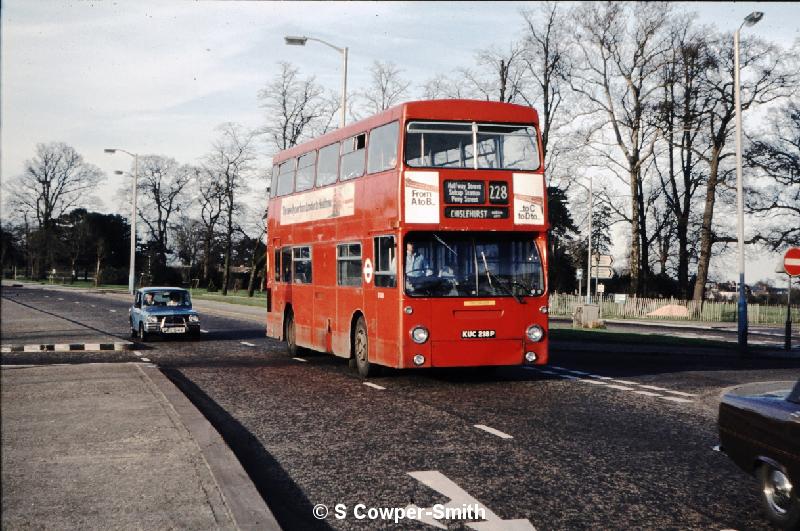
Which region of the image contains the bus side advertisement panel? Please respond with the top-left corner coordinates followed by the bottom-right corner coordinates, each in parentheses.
top-left (280, 182), bottom-right (355, 225)
top-left (404, 171), bottom-right (440, 224)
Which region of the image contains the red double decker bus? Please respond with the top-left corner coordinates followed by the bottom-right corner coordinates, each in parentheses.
top-left (265, 100), bottom-right (549, 376)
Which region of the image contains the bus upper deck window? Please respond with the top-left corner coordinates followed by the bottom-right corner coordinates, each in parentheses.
top-left (295, 152), bottom-right (316, 192)
top-left (340, 133), bottom-right (366, 181)
top-left (316, 142), bottom-right (339, 187)
top-left (367, 121), bottom-right (399, 174)
top-left (276, 159), bottom-right (296, 196)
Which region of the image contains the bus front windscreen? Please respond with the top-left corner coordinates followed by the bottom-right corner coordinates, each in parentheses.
top-left (405, 121), bottom-right (540, 170)
top-left (404, 232), bottom-right (544, 299)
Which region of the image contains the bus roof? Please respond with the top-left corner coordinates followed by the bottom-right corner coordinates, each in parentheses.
top-left (272, 99), bottom-right (540, 165)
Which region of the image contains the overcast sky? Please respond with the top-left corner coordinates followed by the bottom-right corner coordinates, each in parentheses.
top-left (2, 1), bottom-right (799, 284)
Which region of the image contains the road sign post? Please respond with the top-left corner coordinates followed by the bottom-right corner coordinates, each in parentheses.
top-left (783, 247), bottom-right (800, 350)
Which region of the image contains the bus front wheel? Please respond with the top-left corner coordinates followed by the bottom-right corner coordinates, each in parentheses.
top-left (285, 312), bottom-right (297, 356)
top-left (353, 316), bottom-right (377, 378)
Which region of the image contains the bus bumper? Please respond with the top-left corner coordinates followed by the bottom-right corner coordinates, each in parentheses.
top-left (426, 339), bottom-right (548, 367)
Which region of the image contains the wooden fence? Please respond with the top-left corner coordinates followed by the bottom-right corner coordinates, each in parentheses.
top-left (549, 293), bottom-right (800, 326)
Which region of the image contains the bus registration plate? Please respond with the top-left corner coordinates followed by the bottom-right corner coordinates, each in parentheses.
top-left (461, 330), bottom-right (496, 339)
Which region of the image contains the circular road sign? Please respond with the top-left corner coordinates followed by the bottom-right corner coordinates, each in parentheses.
top-left (784, 247), bottom-right (800, 276)
top-left (363, 258), bottom-right (374, 284)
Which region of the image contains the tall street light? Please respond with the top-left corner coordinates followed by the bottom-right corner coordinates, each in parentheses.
top-left (105, 148), bottom-right (139, 294)
top-left (284, 35), bottom-right (348, 128)
top-left (733, 10), bottom-right (763, 349)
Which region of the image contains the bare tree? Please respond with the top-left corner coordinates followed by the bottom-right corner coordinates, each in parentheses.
top-left (5, 142), bottom-right (103, 277)
top-left (204, 123), bottom-right (258, 295)
top-left (194, 169), bottom-right (225, 286)
top-left (258, 62), bottom-right (326, 151)
top-left (136, 155), bottom-right (192, 281)
top-left (461, 43), bottom-right (527, 103)
top-left (361, 60), bottom-right (411, 114)
top-left (746, 102), bottom-right (800, 249)
top-left (520, 3), bottom-right (572, 161)
top-left (571, 1), bottom-right (672, 295)
top-left (691, 34), bottom-right (797, 299)
top-left (421, 73), bottom-right (473, 100)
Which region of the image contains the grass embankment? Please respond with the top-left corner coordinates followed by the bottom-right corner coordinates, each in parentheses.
top-left (189, 290), bottom-right (266, 308)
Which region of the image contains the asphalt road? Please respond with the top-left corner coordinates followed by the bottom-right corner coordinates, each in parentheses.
top-left (2, 285), bottom-right (799, 530)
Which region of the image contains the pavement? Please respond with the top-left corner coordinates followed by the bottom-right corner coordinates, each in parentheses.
top-left (1, 361), bottom-right (279, 530)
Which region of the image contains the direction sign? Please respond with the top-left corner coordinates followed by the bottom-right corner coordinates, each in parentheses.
top-left (592, 266), bottom-right (614, 279)
top-left (784, 247), bottom-right (800, 276)
top-left (576, 268), bottom-right (583, 279)
top-left (591, 254), bottom-right (614, 267)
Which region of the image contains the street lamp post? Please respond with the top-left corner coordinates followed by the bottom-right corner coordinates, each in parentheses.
top-left (284, 35), bottom-right (348, 128)
top-left (105, 148), bottom-right (139, 294)
top-left (733, 10), bottom-right (763, 350)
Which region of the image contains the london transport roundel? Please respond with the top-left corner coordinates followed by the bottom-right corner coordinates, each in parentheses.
top-left (363, 258), bottom-right (374, 284)
top-left (784, 247), bottom-right (800, 277)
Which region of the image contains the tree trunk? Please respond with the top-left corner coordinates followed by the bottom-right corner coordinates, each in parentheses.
top-left (629, 169), bottom-right (641, 295)
top-left (692, 146), bottom-right (720, 300)
top-left (95, 256), bottom-right (102, 287)
top-left (221, 210), bottom-right (233, 296)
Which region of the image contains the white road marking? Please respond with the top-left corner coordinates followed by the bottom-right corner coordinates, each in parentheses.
top-left (474, 424), bottom-right (514, 439)
top-left (632, 390), bottom-right (662, 397)
top-left (609, 379), bottom-right (637, 385)
top-left (363, 382), bottom-right (385, 390)
top-left (578, 379), bottom-right (608, 386)
top-left (605, 384), bottom-right (636, 391)
top-left (90, 304), bottom-right (96, 308)
top-left (133, 351), bottom-right (142, 357)
top-left (550, 365), bottom-right (569, 371)
top-left (240, 341), bottom-right (256, 347)
top-left (659, 396), bottom-right (694, 404)
top-left (109, 309), bottom-right (117, 313)
top-left (57, 297), bottom-right (64, 301)
top-left (84, 344), bottom-right (101, 350)
top-left (200, 329), bottom-right (209, 334)
top-left (406, 471), bottom-right (535, 529)
top-left (74, 301), bottom-right (80, 304)
top-left (292, 357), bottom-right (307, 362)
top-left (639, 384), bottom-right (697, 397)
top-left (140, 358), bottom-right (151, 362)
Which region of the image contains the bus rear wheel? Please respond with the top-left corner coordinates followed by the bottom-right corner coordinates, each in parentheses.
top-left (285, 312), bottom-right (297, 356)
top-left (353, 316), bottom-right (377, 378)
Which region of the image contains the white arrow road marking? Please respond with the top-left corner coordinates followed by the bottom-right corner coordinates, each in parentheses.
top-left (474, 424), bottom-right (513, 439)
top-left (363, 382), bottom-right (385, 390)
top-left (240, 341), bottom-right (256, 347)
top-left (406, 471), bottom-right (535, 530)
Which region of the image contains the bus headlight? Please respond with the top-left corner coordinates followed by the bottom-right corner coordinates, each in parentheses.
top-left (411, 326), bottom-right (429, 344)
top-left (526, 324), bottom-right (544, 342)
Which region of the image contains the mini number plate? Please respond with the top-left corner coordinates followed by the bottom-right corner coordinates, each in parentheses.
top-left (163, 327), bottom-right (186, 334)
top-left (461, 329), bottom-right (496, 339)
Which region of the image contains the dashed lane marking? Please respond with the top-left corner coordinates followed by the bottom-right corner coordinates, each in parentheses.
top-left (109, 309), bottom-right (117, 313)
top-left (140, 358), bottom-right (151, 362)
top-left (363, 382), bottom-right (385, 390)
top-left (240, 341), bottom-right (256, 347)
top-left (531, 366), bottom-right (694, 405)
top-left (134, 351), bottom-right (142, 357)
top-left (90, 304), bottom-right (96, 308)
top-left (292, 357), bottom-right (307, 362)
top-left (474, 424), bottom-right (514, 439)
top-left (606, 384), bottom-right (636, 391)
top-left (659, 396), bottom-right (694, 404)
top-left (58, 297), bottom-right (64, 301)
top-left (200, 329), bottom-right (209, 334)
top-left (74, 301), bottom-right (80, 304)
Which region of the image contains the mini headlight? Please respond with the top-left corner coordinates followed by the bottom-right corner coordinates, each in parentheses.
top-left (413, 354), bottom-right (425, 366)
top-left (146, 316), bottom-right (158, 324)
top-left (188, 315), bottom-right (200, 323)
top-left (411, 326), bottom-right (429, 344)
top-left (526, 324), bottom-right (544, 342)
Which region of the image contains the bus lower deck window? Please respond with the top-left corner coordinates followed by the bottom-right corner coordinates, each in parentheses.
top-left (337, 243), bottom-right (362, 287)
top-left (374, 235), bottom-right (396, 288)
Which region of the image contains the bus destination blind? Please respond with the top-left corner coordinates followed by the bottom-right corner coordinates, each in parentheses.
top-left (444, 180), bottom-right (484, 204)
top-left (444, 206), bottom-right (509, 219)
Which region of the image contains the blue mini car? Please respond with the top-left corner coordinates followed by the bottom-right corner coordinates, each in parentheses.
top-left (129, 287), bottom-right (201, 341)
